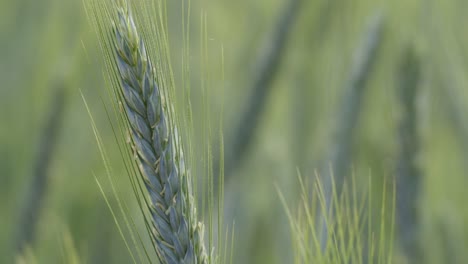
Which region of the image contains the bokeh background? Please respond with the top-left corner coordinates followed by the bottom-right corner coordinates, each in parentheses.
top-left (1, 0), bottom-right (468, 263)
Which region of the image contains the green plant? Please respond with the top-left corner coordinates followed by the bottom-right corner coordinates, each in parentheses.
top-left (395, 46), bottom-right (422, 263)
top-left (87, 2), bottom-right (209, 263)
top-left (279, 173), bottom-right (395, 264)
top-left (318, 12), bottom-right (385, 251)
top-left (15, 86), bottom-right (66, 255)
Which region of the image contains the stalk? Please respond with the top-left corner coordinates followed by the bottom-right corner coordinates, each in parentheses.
top-left (395, 47), bottom-right (421, 263)
top-left (221, 0), bottom-right (304, 181)
top-left (318, 12), bottom-right (385, 252)
top-left (15, 86), bottom-right (66, 255)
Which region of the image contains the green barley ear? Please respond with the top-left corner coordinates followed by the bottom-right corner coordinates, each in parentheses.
top-left (86, 1), bottom-right (210, 263)
top-left (112, 6), bottom-right (208, 264)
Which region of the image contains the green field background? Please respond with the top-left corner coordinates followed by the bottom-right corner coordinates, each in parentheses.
top-left (1, 0), bottom-right (468, 263)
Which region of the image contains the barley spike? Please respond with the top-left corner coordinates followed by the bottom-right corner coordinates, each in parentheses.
top-left (111, 6), bottom-right (208, 264)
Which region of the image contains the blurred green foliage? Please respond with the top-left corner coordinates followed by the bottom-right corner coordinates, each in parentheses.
top-left (2, 0), bottom-right (468, 263)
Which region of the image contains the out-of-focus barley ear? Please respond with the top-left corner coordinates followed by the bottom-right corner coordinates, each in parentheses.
top-left (318, 11), bottom-right (385, 253)
top-left (279, 172), bottom-right (395, 264)
top-left (15, 85), bottom-right (66, 256)
top-left (219, 0), bottom-right (304, 184)
top-left (395, 46), bottom-right (422, 263)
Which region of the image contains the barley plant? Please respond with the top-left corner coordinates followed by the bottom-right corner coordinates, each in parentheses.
top-left (15, 86), bottom-right (66, 256)
top-left (279, 173), bottom-right (395, 264)
top-left (85, 0), bottom-right (214, 263)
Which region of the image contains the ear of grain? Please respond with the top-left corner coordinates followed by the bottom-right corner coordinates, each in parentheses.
top-left (396, 47), bottom-right (421, 263)
top-left (280, 173), bottom-right (395, 264)
top-left (220, 0), bottom-right (304, 183)
top-left (15, 86), bottom-right (66, 255)
top-left (318, 12), bottom-right (385, 253)
top-left (110, 5), bottom-right (208, 264)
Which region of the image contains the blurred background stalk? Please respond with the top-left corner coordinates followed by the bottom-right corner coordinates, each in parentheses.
top-left (318, 12), bottom-right (385, 252)
top-left (15, 84), bottom-right (66, 255)
top-left (395, 47), bottom-right (422, 264)
top-left (221, 0), bottom-right (304, 183)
